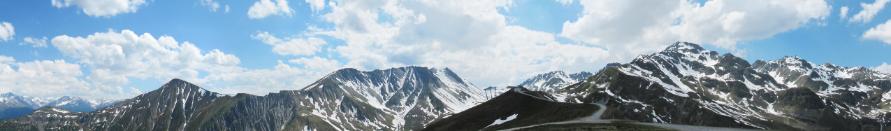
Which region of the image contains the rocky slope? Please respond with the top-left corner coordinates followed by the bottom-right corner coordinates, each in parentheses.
top-left (560, 42), bottom-right (890, 131)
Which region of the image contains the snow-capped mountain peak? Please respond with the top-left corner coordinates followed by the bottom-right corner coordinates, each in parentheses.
top-left (294, 66), bottom-right (484, 129)
top-left (663, 41), bottom-right (706, 53)
top-left (561, 42), bottom-right (891, 130)
top-left (519, 71), bottom-right (592, 92)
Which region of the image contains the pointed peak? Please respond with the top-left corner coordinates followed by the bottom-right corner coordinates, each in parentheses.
top-left (782, 56), bottom-right (806, 63)
top-left (663, 42), bottom-right (705, 53)
top-left (167, 78), bottom-right (189, 84)
top-left (548, 70), bottom-right (568, 75)
top-left (774, 56), bottom-right (813, 68)
top-left (332, 68), bottom-right (361, 74)
top-left (160, 78), bottom-right (203, 91)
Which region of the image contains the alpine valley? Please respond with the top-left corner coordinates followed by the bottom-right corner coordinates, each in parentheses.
top-left (1, 42), bottom-right (889, 131)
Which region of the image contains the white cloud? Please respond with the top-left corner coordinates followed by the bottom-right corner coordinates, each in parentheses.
top-left (840, 6), bottom-right (850, 19)
top-left (41, 29), bottom-right (335, 97)
top-left (851, 0), bottom-right (890, 23)
top-left (876, 63), bottom-right (891, 74)
top-left (301, 0), bottom-right (609, 86)
top-left (0, 56), bottom-right (107, 98)
top-left (51, 0), bottom-right (147, 17)
top-left (248, 0), bottom-right (294, 19)
top-left (199, 60), bottom-right (337, 94)
top-left (293, 0), bottom-right (832, 86)
top-left (0, 22), bottom-right (13, 42)
top-left (22, 37), bottom-right (48, 47)
top-left (252, 32), bottom-right (327, 56)
top-left (863, 20), bottom-right (891, 45)
top-left (0, 56), bottom-right (14, 64)
top-left (561, 0), bottom-right (829, 56)
top-left (201, 0), bottom-right (230, 13)
top-left (289, 56), bottom-right (341, 72)
top-left (305, 0), bottom-right (325, 12)
top-left (50, 29), bottom-right (242, 95)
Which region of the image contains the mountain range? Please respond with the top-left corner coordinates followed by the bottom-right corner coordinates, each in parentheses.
top-left (1, 42), bottom-right (889, 131)
top-left (430, 42), bottom-right (891, 131)
top-left (0, 67), bottom-right (483, 130)
top-left (553, 42), bottom-right (890, 130)
top-left (0, 93), bottom-right (114, 120)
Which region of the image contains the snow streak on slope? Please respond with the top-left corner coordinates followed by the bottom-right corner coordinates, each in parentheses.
top-left (297, 66), bottom-right (485, 130)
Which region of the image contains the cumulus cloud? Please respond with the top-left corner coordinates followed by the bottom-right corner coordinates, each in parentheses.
top-left (51, 0), bottom-right (147, 17)
top-left (199, 60), bottom-right (340, 94)
top-left (49, 29), bottom-right (243, 95)
top-left (0, 55), bottom-right (119, 98)
top-left (876, 63), bottom-right (891, 74)
top-left (864, 20), bottom-right (891, 45)
top-left (561, 0), bottom-right (829, 56)
top-left (37, 29), bottom-right (334, 97)
top-left (850, 0), bottom-right (890, 23)
top-left (297, 0), bottom-right (609, 86)
top-left (248, 0), bottom-right (294, 19)
top-left (288, 0), bottom-right (832, 86)
top-left (252, 32), bottom-right (327, 56)
top-left (0, 22), bottom-right (13, 42)
top-left (288, 57), bottom-right (341, 71)
top-left (22, 37), bottom-right (48, 47)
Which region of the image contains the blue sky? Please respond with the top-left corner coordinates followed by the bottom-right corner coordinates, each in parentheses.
top-left (0, 0), bottom-right (890, 99)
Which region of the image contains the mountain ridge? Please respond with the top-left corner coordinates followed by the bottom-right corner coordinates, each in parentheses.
top-left (559, 42), bottom-right (890, 130)
top-left (0, 66), bottom-right (483, 130)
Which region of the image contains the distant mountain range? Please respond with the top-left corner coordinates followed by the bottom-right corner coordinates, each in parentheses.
top-left (482, 71), bottom-right (593, 101)
top-left (1, 42), bottom-right (890, 131)
top-left (0, 93), bottom-right (114, 119)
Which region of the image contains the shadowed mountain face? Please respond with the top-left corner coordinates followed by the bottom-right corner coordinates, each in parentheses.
top-left (0, 66), bottom-right (483, 130)
top-left (560, 42), bottom-right (891, 131)
top-left (423, 87), bottom-right (600, 131)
